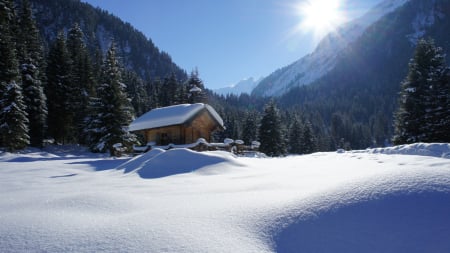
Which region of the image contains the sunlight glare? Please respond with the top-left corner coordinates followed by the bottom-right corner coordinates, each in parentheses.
top-left (297, 0), bottom-right (346, 39)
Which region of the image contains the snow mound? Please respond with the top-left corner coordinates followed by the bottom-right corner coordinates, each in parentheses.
top-left (354, 143), bottom-right (450, 158)
top-left (272, 170), bottom-right (450, 252)
top-left (118, 148), bottom-right (243, 179)
top-left (116, 148), bottom-right (166, 173)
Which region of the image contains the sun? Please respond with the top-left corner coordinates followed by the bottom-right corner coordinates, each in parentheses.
top-left (297, 0), bottom-right (346, 39)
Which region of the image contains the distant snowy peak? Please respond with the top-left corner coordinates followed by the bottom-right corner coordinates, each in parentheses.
top-left (252, 0), bottom-right (410, 97)
top-left (214, 77), bottom-right (262, 96)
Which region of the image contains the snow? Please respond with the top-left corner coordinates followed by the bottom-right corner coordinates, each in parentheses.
top-left (0, 143), bottom-right (450, 252)
top-left (214, 77), bottom-right (262, 96)
top-left (189, 85), bottom-right (202, 93)
top-left (128, 103), bottom-right (224, 132)
top-left (118, 148), bottom-right (242, 179)
top-left (354, 143), bottom-right (450, 158)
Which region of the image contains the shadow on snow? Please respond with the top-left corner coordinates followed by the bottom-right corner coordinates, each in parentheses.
top-left (274, 191), bottom-right (450, 253)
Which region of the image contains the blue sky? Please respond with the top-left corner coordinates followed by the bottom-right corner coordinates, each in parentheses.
top-left (82, 0), bottom-right (382, 89)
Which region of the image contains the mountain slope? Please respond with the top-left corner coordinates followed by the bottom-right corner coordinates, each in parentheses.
top-left (252, 0), bottom-right (410, 97)
top-left (25, 0), bottom-right (187, 81)
top-left (279, 0), bottom-right (450, 146)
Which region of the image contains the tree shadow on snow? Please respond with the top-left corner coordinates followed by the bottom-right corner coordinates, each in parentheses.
top-left (49, 173), bottom-right (77, 178)
top-left (6, 156), bottom-right (92, 163)
top-left (67, 159), bottom-right (130, 171)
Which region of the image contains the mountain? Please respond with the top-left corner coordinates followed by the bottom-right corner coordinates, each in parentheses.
top-left (25, 0), bottom-right (187, 81)
top-left (214, 77), bottom-right (262, 96)
top-left (252, 0), bottom-right (410, 97)
top-left (278, 0), bottom-right (450, 146)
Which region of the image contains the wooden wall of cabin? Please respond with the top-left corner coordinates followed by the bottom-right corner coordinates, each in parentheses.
top-left (141, 110), bottom-right (221, 145)
top-left (187, 111), bottom-right (217, 143)
top-left (144, 125), bottom-right (184, 145)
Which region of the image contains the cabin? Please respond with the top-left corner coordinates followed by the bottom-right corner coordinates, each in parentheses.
top-left (128, 103), bottom-right (224, 146)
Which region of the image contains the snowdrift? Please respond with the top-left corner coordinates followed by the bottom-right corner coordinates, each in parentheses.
top-left (353, 142), bottom-right (450, 158)
top-left (273, 172), bottom-right (450, 252)
top-left (0, 143), bottom-right (449, 252)
top-left (116, 148), bottom-right (243, 178)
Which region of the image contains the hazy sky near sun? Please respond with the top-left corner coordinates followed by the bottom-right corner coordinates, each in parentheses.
top-left (82, 0), bottom-right (382, 89)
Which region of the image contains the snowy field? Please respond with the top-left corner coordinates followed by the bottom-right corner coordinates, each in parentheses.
top-left (1, 143), bottom-right (450, 253)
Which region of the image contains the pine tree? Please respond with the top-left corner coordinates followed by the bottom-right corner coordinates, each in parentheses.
top-left (288, 117), bottom-right (303, 154)
top-left (94, 42), bottom-right (136, 155)
top-left (438, 70), bottom-right (450, 141)
top-left (176, 81), bottom-right (189, 104)
top-left (147, 78), bottom-right (162, 109)
top-left (393, 38), bottom-right (450, 144)
top-left (427, 61), bottom-right (450, 142)
top-left (0, 82), bottom-right (30, 151)
top-left (123, 70), bottom-right (148, 116)
top-left (187, 69), bottom-right (207, 104)
top-left (66, 23), bottom-right (95, 143)
top-left (46, 31), bottom-right (74, 144)
top-left (83, 96), bottom-right (103, 149)
top-left (160, 73), bottom-right (179, 107)
top-left (17, 0), bottom-right (47, 147)
top-left (222, 110), bottom-right (241, 140)
top-left (259, 100), bottom-right (286, 157)
top-left (301, 120), bottom-right (316, 154)
top-left (92, 45), bottom-right (103, 83)
top-left (0, 0), bottom-right (17, 83)
top-left (241, 111), bottom-right (259, 145)
top-left (0, 0), bottom-right (30, 151)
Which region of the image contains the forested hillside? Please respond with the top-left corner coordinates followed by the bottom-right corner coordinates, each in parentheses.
top-left (212, 0), bottom-right (450, 152)
top-left (26, 0), bottom-right (187, 82)
top-left (1, 0), bottom-right (448, 156)
top-left (1, 0), bottom-right (212, 155)
top-left (277, 0), bottom-right (450, 148)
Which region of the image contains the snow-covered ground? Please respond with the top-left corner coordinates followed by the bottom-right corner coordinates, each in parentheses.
top-left (1, 143), bottom-right (450, 252)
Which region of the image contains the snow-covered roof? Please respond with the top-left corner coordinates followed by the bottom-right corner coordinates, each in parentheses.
top-left (128, 103), bottom-right (224, 132)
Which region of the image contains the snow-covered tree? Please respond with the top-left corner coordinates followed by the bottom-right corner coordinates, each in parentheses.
top-left (0, 0), bottom-right (30, 151)
top-left (93, 42), bottom-right (136, 155)
top-left (146, 78), bottom-right (162, 109)
top-left (394, 38), bottom-right (450, 144)
top-left (241, 111), bottom-right (259, 145)
top-left (83, 96), bottom-right (103, 149)
top-left (17, 0), bottom-right (47, 147)
top-left (288, 117), bottom-right (303, 154)
top-left (0, 82), bottom-right (30, 151)
top-left (67, 23), bottom-right (95, 142)
top-left (0, 0), bottom-right (17, 83)
top-left (288, 116), bottom-right (316, 154)
top-left (159, 73), bottom-right (179, 107)
top-left (259, 100), bottom-right (286, 157)
top-left (123, 70), bottom-right (148, 116)
top-left (426, 61), bottom-right (450, 143)
top-left (46, 31), bottom-right (74, 144)
top-left (187, 69), bottom-right (207, 104)
top-left (301, 120), bottom-right (316, 154)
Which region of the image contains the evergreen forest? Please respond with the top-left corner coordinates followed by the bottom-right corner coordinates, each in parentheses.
top-left (1, 0), bottom-right (449, 156)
